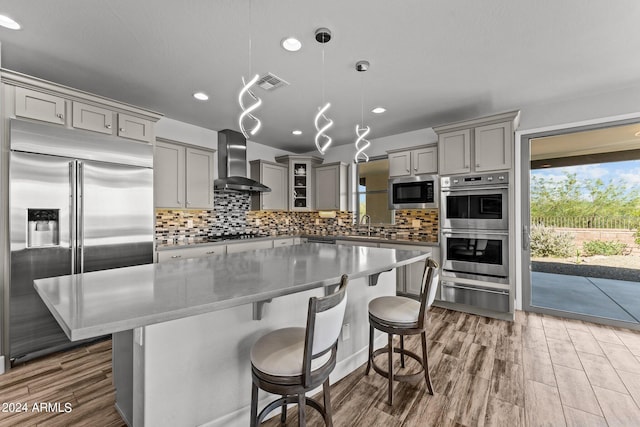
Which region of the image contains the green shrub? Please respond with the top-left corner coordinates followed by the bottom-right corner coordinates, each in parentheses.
top-left (582, 240), bottom-right (627, 256)
top-left (635, 229), bottom-right (640, 246)
top-left (530, 225), bottom-right (574, 257)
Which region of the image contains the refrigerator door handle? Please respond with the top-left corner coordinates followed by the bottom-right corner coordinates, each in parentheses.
top-left (69, 161), bottom-right (77, 274)
top-left (78, 161), bottom-right (85, 273)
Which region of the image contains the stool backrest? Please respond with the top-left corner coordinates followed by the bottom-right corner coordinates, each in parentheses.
top-left (302, 274), bottom-right (349, 386)
top-left (418, 258), bottom-right (439, 328)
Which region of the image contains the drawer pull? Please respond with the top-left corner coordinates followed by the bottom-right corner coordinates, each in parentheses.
top-left (170, 255), bottom-right (182, 259)
top-left (205, 251), bottom-right (216, 254)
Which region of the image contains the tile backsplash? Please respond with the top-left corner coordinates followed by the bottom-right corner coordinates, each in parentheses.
top-left (156, 193), bottom-right (438, 245)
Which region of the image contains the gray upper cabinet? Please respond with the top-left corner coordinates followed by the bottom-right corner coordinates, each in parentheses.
top-left (155, 139), bottom-right (215, 209)
top-left (7, 71), bottom-right (161, 142)
top-left (250, 160), bottom-right (288, 210)
top-left (118, 113), bottom-right (153, 143)
top-left (275, 155), bottom-right (323, 211)
top-left (435, 111), bottom-right (520, 175)
top-left (72, 102), bottom-right (113, 134)
top-left (15, 86), bottom-right (66, 125)
top-left (314, 162), bottom-right (348, 210)
top-left (474, 122), bottom-right (511, 172)
top-left (185, 147), bottom-right (214, 208)
top-left (155, 140), bottom-right (185, 208)
top-left (438, 130), bottom-right (471, 175)
top-left (388, 145), bottom-right (438, 177)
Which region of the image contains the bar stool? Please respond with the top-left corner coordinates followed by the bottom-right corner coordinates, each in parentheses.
top-left (365, 258), bottom-right (439, 405)
top-left (249, 274), bottom-right (349, 426)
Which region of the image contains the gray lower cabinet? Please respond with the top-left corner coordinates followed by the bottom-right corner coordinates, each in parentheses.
top-left (225, 240), bottom-right (274, 254)
top-left (157, 245), bottom-right (227, 263)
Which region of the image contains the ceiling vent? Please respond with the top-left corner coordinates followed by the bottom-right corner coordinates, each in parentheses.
top-left (256, 73), bottom-right (289, 91)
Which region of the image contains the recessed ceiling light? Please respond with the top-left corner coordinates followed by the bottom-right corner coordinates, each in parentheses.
top-left (292, 130), bottom-right (302, 135)
top-left (281, 37), bottom-right (302, 52)
top-left (193, 92), bottom-right (209, 101)
top-left (0, 14), bottom-right (21, 30)
top-left (371, 107), bottom-right (386, 114)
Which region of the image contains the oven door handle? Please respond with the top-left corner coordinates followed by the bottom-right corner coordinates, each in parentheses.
top-left (441, 283), bottom-right (509, 295)
top-left (442, 230), bottom-right (509, 237)
top-left (441, 185), bottom-right (509, 193)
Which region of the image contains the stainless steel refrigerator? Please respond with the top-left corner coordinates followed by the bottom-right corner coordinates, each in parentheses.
top-left (9, 119), bottom-right (154, 364)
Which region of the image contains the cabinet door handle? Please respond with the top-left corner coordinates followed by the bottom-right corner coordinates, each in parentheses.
top-left (205, 251), bottom-right (216, 254)
top-left (177, 199), bottom-right (181, 204)
top-left (476, 163), bottom-right (480, 167)
top-left (56, 113), bottom-right (64, 119)
top-left (171, 255), bottom-right (182, 259)
top-left (106, 124), bottom-right (112, 129)
top-left (119, 128), bottom-right (125, 132)
top-left (465, 164), bottom-right (469, 168)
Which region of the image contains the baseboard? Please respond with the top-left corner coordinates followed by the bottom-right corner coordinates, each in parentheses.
top-left (114, 403), bottom-right (132, 427)
top-left (201, 335), bottom-right (387, 427)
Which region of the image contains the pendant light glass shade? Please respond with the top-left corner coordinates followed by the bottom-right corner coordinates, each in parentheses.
top-left (238, 74), bottom-right (262, 138)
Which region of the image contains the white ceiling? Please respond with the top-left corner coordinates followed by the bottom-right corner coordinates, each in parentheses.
top-left (1, 1), bottom-right (639, 153)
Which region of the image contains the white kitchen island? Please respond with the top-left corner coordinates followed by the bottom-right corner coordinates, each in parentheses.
top-left (34, 243), bottom-right (429, 427)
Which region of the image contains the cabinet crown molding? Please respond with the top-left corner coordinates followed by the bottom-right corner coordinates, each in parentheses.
top-left (386, 143), bottom-right (437, 155)
top-left (432, 110), bottom-right (520, 134)
top-left (2, 68), bottom-right (163, 122)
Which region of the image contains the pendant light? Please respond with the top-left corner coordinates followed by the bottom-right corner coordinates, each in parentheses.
top-left (354, 60), bottom-right (371, 163)
top-left (238, 0), bottom-right (262, 138)
top-left (314, 28), bottom-right (334, 155)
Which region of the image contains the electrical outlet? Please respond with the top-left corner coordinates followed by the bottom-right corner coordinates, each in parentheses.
top-left (186, 219), bottom-right (194, 228)
top-left (341, 323), bottom-right (350, 341)
top-left (285, 218), bottom-right (290, 225)
top-left (337, 219), bottom-right (343, 226)
top-left (412, 219), bottom-right (421, 228)
top-left (255, 219), bottom-right (261, 226)
top-left (315, 219), bottom-right (320, 225)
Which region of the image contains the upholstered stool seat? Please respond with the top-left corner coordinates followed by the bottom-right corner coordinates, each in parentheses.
top-left (250, 327), bottom-right (332, 377)
top-left (368, 296), bottom-right (420, 324)
top-left (366, 259), bottom-right (439, 405)
top-left (250, 275), bottom-right (349, 427)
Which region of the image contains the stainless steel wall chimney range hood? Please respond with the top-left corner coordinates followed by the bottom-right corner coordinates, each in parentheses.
top-left (214, 129), bottom-right (271, 192)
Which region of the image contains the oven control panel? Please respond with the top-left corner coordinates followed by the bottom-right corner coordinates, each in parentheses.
top-left (442, 172), bottom-right (509, 189)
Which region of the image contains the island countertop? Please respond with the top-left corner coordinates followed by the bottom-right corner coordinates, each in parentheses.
top-left (34, 243), bottom-right (430, 341)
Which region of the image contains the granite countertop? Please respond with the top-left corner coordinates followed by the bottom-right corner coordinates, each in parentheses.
top-left (34, 243), bottom-right (430, 341)
top-left (157, 234), bottom-right (438, 250)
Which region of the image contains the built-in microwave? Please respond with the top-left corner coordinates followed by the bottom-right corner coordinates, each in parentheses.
top-left (388, 175), bottom-right (438, 209)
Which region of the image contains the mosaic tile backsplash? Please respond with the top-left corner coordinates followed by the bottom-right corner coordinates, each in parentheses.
top-left (156, 192), bottom-right (438, 245)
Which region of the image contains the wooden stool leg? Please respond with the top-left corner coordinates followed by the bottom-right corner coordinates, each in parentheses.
top-left (365, 324), bottom-right (374, 375)
top-left (250, 382), bottom-right (258, 427)
top-left (387, 333), bottom-right (394, 405)
top-left (298, 393), bottom-right (306, 426)
top-left (280, 395), bottom-right (287, 423)
top-left (421, 331), bottom-right (434, 395)
top-left (400, 335), bottom-right (406, 368)
top-left (323, 377), bottom-right (333, 427)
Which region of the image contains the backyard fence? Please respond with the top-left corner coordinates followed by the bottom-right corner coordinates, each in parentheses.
top-left (532, 216), bottom-right (639, 230)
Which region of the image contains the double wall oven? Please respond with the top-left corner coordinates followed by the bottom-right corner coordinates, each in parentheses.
top-left (440, 172), bottom-right (510, 312)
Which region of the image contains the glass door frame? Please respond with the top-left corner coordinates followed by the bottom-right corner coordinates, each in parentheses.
top-left (519, 117), bottom-right (640, 330)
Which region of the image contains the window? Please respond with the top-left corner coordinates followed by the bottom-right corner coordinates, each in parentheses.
top-left (356, 158), bottom-right (393, 224)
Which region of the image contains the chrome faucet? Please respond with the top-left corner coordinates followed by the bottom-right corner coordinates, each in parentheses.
top-left (360, 214), bottom-right (372, 236)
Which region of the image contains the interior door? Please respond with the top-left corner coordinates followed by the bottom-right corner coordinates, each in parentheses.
top-left (80, 160), bottom-right (154, 273)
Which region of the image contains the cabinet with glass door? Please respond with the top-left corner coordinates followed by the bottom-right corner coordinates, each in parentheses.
top-left (275, 155), bottom-right (323, 211)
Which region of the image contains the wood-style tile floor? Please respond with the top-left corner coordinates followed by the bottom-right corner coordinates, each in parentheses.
top-left (2, 308), bottom-right (640, 426)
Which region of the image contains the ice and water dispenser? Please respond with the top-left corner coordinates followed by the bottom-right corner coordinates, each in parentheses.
top-left (27, 209), bottom-right (59, 247)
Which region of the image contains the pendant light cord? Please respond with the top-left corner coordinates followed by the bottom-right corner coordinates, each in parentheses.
top-left (321, 48), bottom-right (325, 106)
